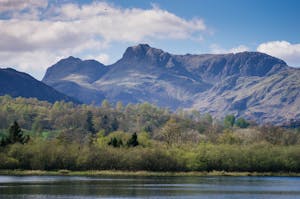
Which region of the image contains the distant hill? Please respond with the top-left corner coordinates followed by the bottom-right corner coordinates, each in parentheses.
top-left (42, 44), bottom-right (300, 124)
top-left (0, 68), bottom-right (79, 103)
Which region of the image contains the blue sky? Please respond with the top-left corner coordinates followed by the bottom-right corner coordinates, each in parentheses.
top-left (0, 0), bottom-right (299, 79)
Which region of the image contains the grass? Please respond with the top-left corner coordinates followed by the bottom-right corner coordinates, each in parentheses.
top-left (0, 170), bottom-right (300, 177)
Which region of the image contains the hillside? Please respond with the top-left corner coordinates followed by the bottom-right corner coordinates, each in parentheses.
top-left (0, 68), bottom-right (79, 103)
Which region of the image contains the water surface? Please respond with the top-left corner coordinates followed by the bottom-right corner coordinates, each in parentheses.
top-left (0, 175), bottom-right (299, 199)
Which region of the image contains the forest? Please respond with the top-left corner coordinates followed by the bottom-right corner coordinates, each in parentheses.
top-left (0, 95), bottom-right (300, 172)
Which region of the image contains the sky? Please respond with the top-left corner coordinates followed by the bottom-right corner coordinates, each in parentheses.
top-left (0, 0), bottom-right (299, 80)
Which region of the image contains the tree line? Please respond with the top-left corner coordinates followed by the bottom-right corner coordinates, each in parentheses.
top-left (0, 95), bottom-right (300, 172)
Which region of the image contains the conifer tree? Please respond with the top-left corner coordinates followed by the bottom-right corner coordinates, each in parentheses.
top-left (127, 132), bottom-right (139, 147)
top-left (8, 121), bottom-right (29, 144)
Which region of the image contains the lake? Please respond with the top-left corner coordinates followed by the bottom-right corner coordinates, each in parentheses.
top-left (0, 175), bottom-right (299, 199)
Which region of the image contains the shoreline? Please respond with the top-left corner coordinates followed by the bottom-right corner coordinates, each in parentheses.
top-left (0, 170), bottom-right (300, 177)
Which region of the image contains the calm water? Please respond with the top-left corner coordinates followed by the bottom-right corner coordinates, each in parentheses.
top-left (0, 175), bottom-right (299, 199)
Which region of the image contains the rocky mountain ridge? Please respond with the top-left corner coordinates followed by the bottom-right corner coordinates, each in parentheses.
top-left (42, 44), bottom-right (300, 124)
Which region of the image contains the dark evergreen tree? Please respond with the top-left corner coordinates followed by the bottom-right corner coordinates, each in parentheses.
top-left (127, 132), bottom-right (139, 147)
top-left (111, 117), bottom-right (119, 132)
top-left (8, 121), bottom-right (29, 144)
top-left (101, 114), bottom-right (110, 134)
top-left (86, 111), bottom-right (96, 134)
top-left (108, 137), bottom-right (123, 147)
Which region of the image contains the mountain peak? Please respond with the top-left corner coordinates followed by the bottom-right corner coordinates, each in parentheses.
top-left (134, 43), bottom-right (151, 50)
top-left (123, 44), bottom-right (150, 58)
top-left (66, 55), bottom-right (79, 59)
top-left (234, 51), bottom-right (287, 65)
top-left (43, 55), bottom-right (108, 86)
top-left (59, 56), bottom-right (82, 64)
top-left (122, 43), bottom-right (167, 60)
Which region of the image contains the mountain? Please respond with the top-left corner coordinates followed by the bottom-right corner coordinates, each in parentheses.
top-left (0, 68), bottom-right (79, 103)
top-left (42, 44), bottom-right (300, 124)
top-left (43, 56), bottom-right (107, 104)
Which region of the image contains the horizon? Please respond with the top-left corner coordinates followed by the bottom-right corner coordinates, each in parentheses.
top-left (0, 0), bottom-right (299, 79)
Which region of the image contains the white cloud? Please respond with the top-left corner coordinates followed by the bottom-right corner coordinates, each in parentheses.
top-left (257, 41), bottom-right (300, 67)
top-left (52, 2), bottom-right (206, 42)
top-left (0, 50), bottom-right (63, 79)
top-left (229, 45), bottom-right (250, 53)
top-left (84, 53), bottom-right (110, 65)
top-left (95, 54), bottom-right (110, 65)
top-left (0, 1), bottom-right (207, 79)
top-left (210, 44), bottom-right (249, 54)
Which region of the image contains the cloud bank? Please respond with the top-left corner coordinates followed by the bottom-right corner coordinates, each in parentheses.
top-left (257, 41), bottom-right (300, 67)
top-left (0, 1), bottom-right (206, 79)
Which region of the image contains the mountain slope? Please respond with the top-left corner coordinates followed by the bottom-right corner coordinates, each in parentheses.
top-left (0, 68), bottom-right (79, 103)
top-left (42, 44), bottom-right (300, 124)
top-left (192, 69), bottom-right (300, 124)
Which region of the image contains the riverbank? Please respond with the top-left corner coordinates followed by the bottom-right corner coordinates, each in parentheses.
top-left (1, 170), bottom-right (300, 177)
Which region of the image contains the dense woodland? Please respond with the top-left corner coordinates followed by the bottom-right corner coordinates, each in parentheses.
top-left (0, 95), bottom-right (300, 172)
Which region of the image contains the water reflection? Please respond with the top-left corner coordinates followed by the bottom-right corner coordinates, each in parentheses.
top-left (0, 175), bottom-right (300, 199)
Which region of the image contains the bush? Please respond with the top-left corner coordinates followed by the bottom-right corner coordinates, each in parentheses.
top-left (0, 153), bottom-right (19, 169)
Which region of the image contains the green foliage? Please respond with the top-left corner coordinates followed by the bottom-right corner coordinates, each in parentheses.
top-left (0, 153), bottom-right (19, 169)
top-left (95, 130), bottom-right (108, 147)
top-left (224, 114), bottom-right (236, 128)
top-left (158, 118), bottom-right (182, 145)
top-left (101, 99), bottom-right (111, 109)
top-left (108, 137), bottom-right (123, 147)
top-left (217, 129), bottom-right (242, 144)
top-left (0, 140), bottom-right (299, 172)
top-left (0, 96), bottom-right (300, 172)
top-left (0, 130), bottom-right (8, 146)
top-left (115, 101), bottom-right (123, 111)
top-left (235, 117), bottom-right (250, 128)
top-left (106, 131), bottom-right (129, 147)
top-left (137, 131), bottom-right (152, 147)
